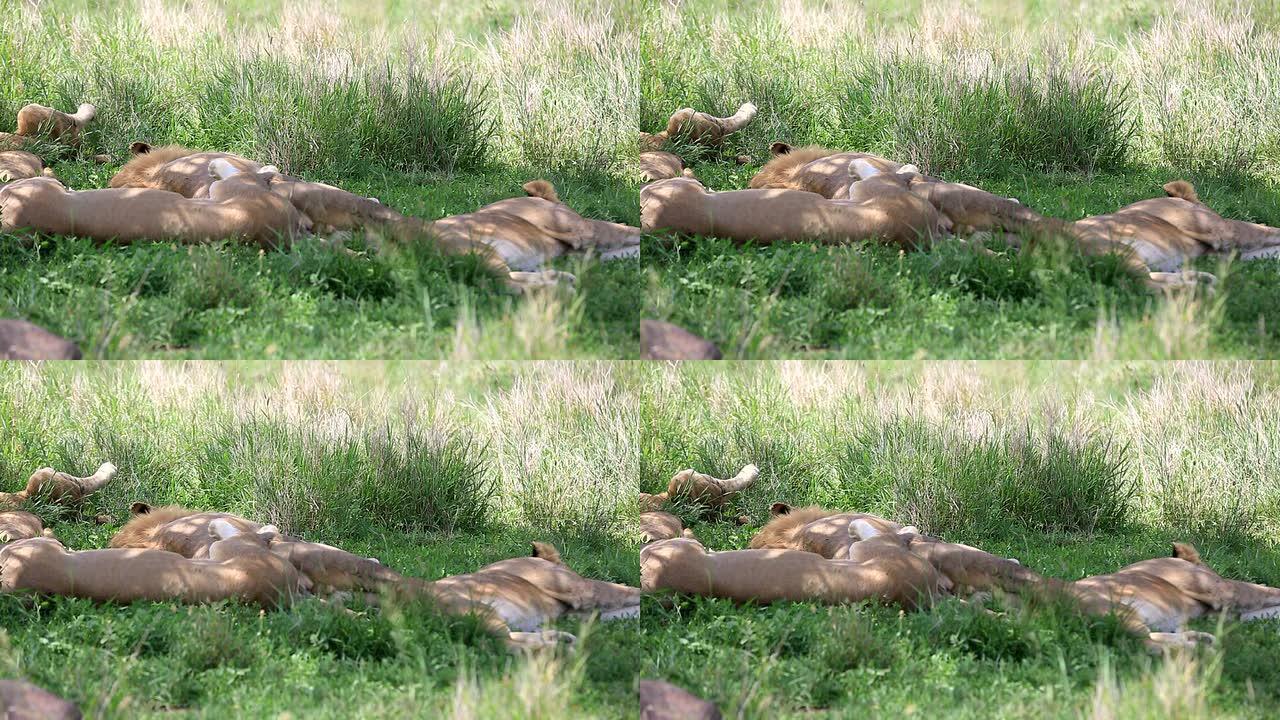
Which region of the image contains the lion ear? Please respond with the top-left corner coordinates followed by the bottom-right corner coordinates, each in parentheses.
top-left (129, 502), bottom-right (153, 515)
top-left (769, 502), bottom-right (793, 516)
top-left (531, 541), bottom-right (563, 564)
top-left (129, 141), bottom-right (152, 155)
top-left (769, 142), bottom-right (793, 156)
top-left (897, 163), bottom-right (920, 175)
top-left (1172, 542), bottom-right (1203, 565)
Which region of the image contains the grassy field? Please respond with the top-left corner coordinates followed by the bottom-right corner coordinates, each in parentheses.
top-left (640, 0), bottom-right (1280, 358)
top-left (637, 361), bottom-right (1280, 718)
top-left (0, 361), bottom-right (642, 718)
top-left (0, 0), bottom-right (642, 359)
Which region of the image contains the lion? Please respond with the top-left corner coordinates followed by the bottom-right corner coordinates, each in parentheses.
top-left (749, 143), bottom-right (909, 198)
top-left (647, 103), bottom-right (758, 148)
top-left (640, 520), bottom-right (948, 611)
top-left (639, 103), bottom-right (758, 181)
top-left (1055, 542), bottom-right (1280, 651)
top-left (108, 144), bottom-right (262, 198)
top-left (639, 464), bottom-right (760, 513)
top-left (426, 179), bottom-right (641, 274)
top-left (0, 151), bottom-right (55, 182)
top-left (0, 103), bottom-right (96, 150)
top-left (0, 463), bottom-right (117, 509)
top-left (747, 503), bottom-right (913, 559)
top-left (2, 160), bottom-right (309, 248)
top-left (641, 175), bottom-right (947, 251)
top-left (0, 511), bottom-right (53, 544)
top-left (752, 145), bottom-right (1044, 237)
top-left (15, 103), bottom-right (96, 145)
top-left (112, 504), bottom-right (640, 651)
top-left (111, 145), bottom-right (639, 292)
top-left (751, 505), bottom-right (1044, 600)
top-left (1061, 180), bottom-right (1280, 290)
top-left (640, 150), bottom-right (692, 182)
top-left (1, 519), bottom-right (305, 609)
top-left (640, 510), bottom-right (693, 543)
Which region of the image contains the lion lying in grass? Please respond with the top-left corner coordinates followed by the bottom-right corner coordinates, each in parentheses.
top-left (0, 103), bottom-right (96, 150)
top-left (1057, 542), bottom-right (1280, 650)
top-left (638, 464), bottom-right (759, 542)
top-left (748, 504), bottom-right (1280, 650)
top-left (113, 504), bottom-right (640, 651)
top-left (0, 151), bottom-right (54, 183)
top-left (2, 159), bottom-right (309, 248)
top-left (747, 503), bottom-right (915, 559)
top-left (640, 103), bottom-right (758, 181)
top-left (641, 174), bottom-right (948, 250)
top-left (0, 462), bottom-right (117, 509)
top-left (1062, 180), bottom-right (1280, 289)
top-left (640, 520), bottom-right (948, 610)
top-left (750, 144), bottom-right (1279, 290)
top-left (0, 463), bottom-right (117, 544)
top-left (1, 519), bottom-right (305, 609)
top-left (111, 144), bottom-right (639, 292)
top-left (0, 512), bottom-right (52, 544)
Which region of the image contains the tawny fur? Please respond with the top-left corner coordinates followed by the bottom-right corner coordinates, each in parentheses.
top-left (522, 180), bottom-right (560, 203)
top-left (748, 504), bottom-right (905, 559)
top-left (1163, 180), bottom-right (1200, 203)
top-left (1, 523), bottom-right (304, 609)
top-left (14, 104), bottom-right (95, 145)
top-left (641, 528), bottom-right (948, 611)
top-left (1, 463), bottom-right (117, 509)
top-left (111, 144), bottom-right (637, 292)
top-left (0, 151), bottom-right (52, 182)
top-left (0, 511), bottom-right (53, 543)
top-left (642, 176), bottom-right (947, 251)
top-left (2, 170), bottom-right (307, 249)
top-left (112, 505), bottom-right (639, 651)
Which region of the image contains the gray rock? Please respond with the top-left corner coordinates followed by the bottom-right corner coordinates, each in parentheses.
top-left (640, 320), bottom-right (721, 360)
top-left (639, 680), bottom-right (722, 720)
top-left (0, 680), bottom-right (82, 720)
top-left (0, 320), bottom-right (81, 360)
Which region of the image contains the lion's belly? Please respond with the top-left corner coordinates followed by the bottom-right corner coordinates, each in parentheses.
top-left (481, 237), bottom-right (562, 271)
top-left (1118, 595), bottom-right (1204, 632)
top-left (1121, 238), bottom-right (1198, 272)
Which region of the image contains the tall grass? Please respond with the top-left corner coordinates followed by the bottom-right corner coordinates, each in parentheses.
top-left (838, 417), bottom-right (1133, 537)
top-left (210, 417), bottom-right (495, 536)
top-left (0, 0), bottom-right (638, 178)
top-left (643, 0), bottom-right (1280, 183)
top-left (0, 361), bottom-right (634, 538)
top-left (639, 361), bottom-right (1280, 544)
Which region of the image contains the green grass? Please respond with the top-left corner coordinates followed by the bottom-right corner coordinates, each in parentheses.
top-left (639, 0), bottom-right (1280, 358)
top-left (0, 0), bottom-right (642, 359)
top-left (643, 155), bottom-right (1280, 361)
top-left (636, 361), bottom-right (1280, 718)
top-left (0, 362), bottom-right (641, 718)
top-left (2, 162), bottom-right (640, 359)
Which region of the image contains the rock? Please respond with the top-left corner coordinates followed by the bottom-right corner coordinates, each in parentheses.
top-left (640, 320), bottom-right (721, 360)
top-left (0, 680), bottom-right (82, 720)
top-left (0, 320), bottom-right (82, 360)
top-left (639, 680), bottom-right (721, 720)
